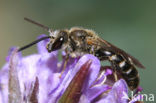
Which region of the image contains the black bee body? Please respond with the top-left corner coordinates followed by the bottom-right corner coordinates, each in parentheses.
top-left (46, 28), bottom-right (143, 90)
top-left (95, 49), bottom-right (139, 90)
top-left (21, 18), bottom-right (145, 90)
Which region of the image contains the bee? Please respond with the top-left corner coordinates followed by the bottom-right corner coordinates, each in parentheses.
top-left (19, 18), bottom-right (145, 90)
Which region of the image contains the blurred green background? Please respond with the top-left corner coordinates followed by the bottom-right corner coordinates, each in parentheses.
top-left (0, 0), bottom-right (156, 100)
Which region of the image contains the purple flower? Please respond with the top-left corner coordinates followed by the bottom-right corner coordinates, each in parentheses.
top-left (0, 34), bottom-right (139, 103)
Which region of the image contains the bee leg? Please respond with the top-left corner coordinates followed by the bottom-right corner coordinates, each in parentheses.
top-left (113, 71), bottom-right (118, 82)
top-left (110, 62), bottom-right (118, 82)
top-left (59, 54), bottom-right (69, 78)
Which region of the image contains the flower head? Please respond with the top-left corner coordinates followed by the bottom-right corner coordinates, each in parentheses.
top-left (0, 34), bottom-right (141, 103)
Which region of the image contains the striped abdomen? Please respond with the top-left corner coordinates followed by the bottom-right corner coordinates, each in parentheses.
top-left (95, 49), bottom-right (139, 90)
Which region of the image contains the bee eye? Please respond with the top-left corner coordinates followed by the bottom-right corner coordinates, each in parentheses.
top-left (47, 36), bottom-right (64, 52)
top-left (46, 30), bottom-right (68, 52)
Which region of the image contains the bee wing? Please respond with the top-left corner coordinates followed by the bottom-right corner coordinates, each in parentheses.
top-left (98, 38), bottom-right (145, 69)
top-left (87, 37), bottom-right (145, 69)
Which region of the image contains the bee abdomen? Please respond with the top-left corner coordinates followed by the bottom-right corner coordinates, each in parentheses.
top-left (109, 54), bottom-right (139, 90)
top-left (124, 74), bottom-right (139, 90)
top-left (95, 49), bottom-right (139, 90)
top-left (120, 62), bottom-right (139, 90)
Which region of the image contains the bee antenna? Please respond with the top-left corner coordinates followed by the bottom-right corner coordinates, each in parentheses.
top-left (18, 36), bottom-right (51, 52)
top-left (24, 17), bottom-right (51, 32)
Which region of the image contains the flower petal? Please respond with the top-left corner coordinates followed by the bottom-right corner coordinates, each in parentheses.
top-left (59, 60), bottom-right (92, 103)
top-left (5, 47), bottom-right (22, 62)
top-left (79, 94), bottom-right (90, 103)
top-left (62, 54), bottom-right (100, 93)
top-left (8, 48), bottom-right (22, 103)
top-left (29, 77), bottom-right (39, 103)
top-left (85, 85), bottom-right (111, 102)
top-left (79, 54), bottom-right (101, 89)
top-left (96, 79), bottom-right (128, 103)
top-left (49, 54), bottom-right (100, 103)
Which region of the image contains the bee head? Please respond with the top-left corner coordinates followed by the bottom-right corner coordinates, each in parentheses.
top-left (46, 30), bottom-right (68, 52)
top-left (18, 18), bottom-right (69, 53)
